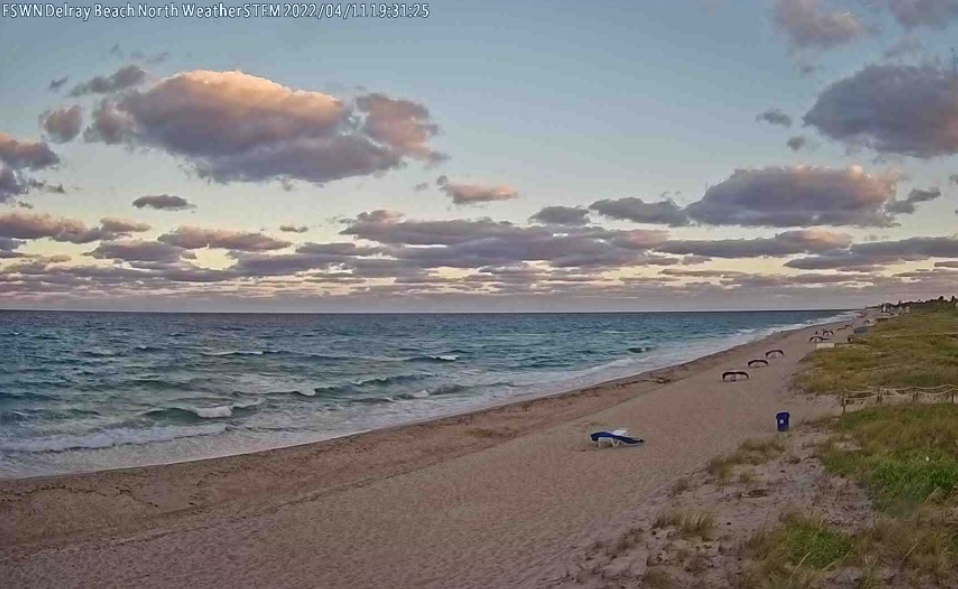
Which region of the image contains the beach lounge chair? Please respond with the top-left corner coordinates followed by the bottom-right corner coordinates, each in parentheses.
top-left (590, 429), bottom-right (644, 447)
top-left (722, 370), bottom-right (749, 382)
top-left (765, 349), bottom-right (785, 359)
top-left (748, 359), bottom-right (769, 368)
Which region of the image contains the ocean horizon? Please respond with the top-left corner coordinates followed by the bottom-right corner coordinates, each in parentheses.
top-left (1, 309), bottom-right (851, 479)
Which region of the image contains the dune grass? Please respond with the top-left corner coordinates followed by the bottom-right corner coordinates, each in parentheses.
top-left (707, 437), bottom-right (785, 485)
top-left (651, 509), bottom-right (716, 539)
top-left (819, 404), bottom-right (958, 514)
top-left (795, 308), bottom-right (958, 394)
top-left (742, 512), bottom-right (852, 589)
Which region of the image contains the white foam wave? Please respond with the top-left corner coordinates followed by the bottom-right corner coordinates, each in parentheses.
top-left (190, 399), bottom-right (264, 419)
top-left (0, 424), bottom-right (227, 453)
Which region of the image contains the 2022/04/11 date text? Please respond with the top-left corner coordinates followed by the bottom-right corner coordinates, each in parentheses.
top-left (266, 3), bottom-right (430, 18)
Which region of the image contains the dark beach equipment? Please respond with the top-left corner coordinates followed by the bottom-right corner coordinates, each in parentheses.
top-left (590, 431), bottom-right (644, 446)
top-left (747, 359), bottom-right (769, 368)
top-left (776, 412), bottom-right (790, 432)
top-left (722, 370), bottom-right (749, 382)
top-left (765, 349), bottom-right (785, 359)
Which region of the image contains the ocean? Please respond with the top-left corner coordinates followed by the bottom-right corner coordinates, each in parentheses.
top-left (0, 310), bottom-right (849, 478)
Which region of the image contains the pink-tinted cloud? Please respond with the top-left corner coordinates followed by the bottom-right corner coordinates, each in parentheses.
top-left (84, 70), bottom-right (446, 186)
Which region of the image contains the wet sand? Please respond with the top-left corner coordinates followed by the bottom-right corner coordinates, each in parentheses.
top-left (0, 315), bottom-right (858, 589)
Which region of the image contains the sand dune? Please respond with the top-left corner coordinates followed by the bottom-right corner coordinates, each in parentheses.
top-left (0, 318), bottom-right (856, 589)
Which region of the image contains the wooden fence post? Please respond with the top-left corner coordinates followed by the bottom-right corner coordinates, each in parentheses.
top-left (877, 388), bottom-right (882, 406)
top-left (841, 396), bottom-right (846, 415)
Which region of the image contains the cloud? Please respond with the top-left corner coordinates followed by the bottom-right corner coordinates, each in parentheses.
top-left (804, 64), bottom-right (958, 158)
top-left (935, 261), bottom-right (958, 268)
top-left (131, 50), bottom-right (170, 64)
top-left (339, 210), bottom-right (670, 270)
top-left (48, 76), bottom-right (69, 92)
top-left (99, 217), bottom-right (151, 233)
top-left (659, 229), bottom-right (851, 258)
top-left (787, 235), bottom-right (958, 270)
top-left (529, 206), bottom-right (591, 226)
top-left (756, 108), bottom-right (792, 127)
top-left (0, 133), bottom-right (59, 170)
top-left (355, 93), bottom-right (446, 163)
top-left (438, 179), bottom-right (519, 205)
top-left (83, 70), bottom-right (446, 186)
top-left (786, 135), bottom-right (807, 151)
top-left (85, 239), bottom-right (193, 263)
top-left (885, 186), bottom-right (941, 214)
top-left (413, 182), bottom-right (430, 192)
top-left (889, 0), bottom-right (958, 29)
top-left (0, 211), bottom-right (127, 244)
top-left (132, 194), bottom-right (194, 211)
top-left (589, 197), bottom-right (689, 226)
top-left (69, 65), bottom-right (148, 97)
top-left (158, 226), bottom-right (291, 251)
top-left (684, 165), bottom-right (899, 227)
top-left (772, 0), bottom-right (865, 51)
top-left (0, 168), bottom-right (21, 202)
top-left (279, 224), bottom-right (309, 233)
top-left (883, 37), bottom-right (923, 59)
top-left (40, 106), bottom-right (83, 143)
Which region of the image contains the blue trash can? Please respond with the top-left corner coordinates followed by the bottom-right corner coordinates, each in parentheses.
top-left (776, 412), bottom-right (790, 432)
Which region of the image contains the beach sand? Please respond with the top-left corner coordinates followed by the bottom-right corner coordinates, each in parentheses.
top-left (0, 316), bottom-right (858, 589)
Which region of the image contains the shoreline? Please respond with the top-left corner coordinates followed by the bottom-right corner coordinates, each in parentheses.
top-left (1, 312), bottom-right (863, 589)
top-left (1, 311), bottom-right (851, 483)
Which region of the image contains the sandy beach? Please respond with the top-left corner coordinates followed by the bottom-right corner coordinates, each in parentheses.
top-left (0, 315), bottom-right (858, 589)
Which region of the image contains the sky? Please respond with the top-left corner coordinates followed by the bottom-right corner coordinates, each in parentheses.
top-left (1, 0), bottom-right (958, 312)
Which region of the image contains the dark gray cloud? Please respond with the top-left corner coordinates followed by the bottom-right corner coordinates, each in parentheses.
top-left (756, 108), bottom-right (792, 127)
top-left (132, 194), bottom-right (194, 211)
top-left (787, 235), bottom-right (958, 270)
top-left (889, 0), bottom-right (958, 29)
top-left (84, 71), bottom-right (446, 186)
top-left (69, 65), bottom-right (148, 97)
top-left (684, 166), bottom-right (898, 227)
top-left (48, 76), bottom-right (69, 92)
top-left (413, 182), bottom-right (430, 192)
top-left (529, 206), bottom-right (590, 226)
top-left (883, 37), bottom-right (923, 59)
top-left (0, 168), bottom-right (23, 203)
top-left (339, 210), bottom-right (671, 270)
top-left (130, 50), bottom-right (170, 64)
top-left (589, 197), bottom-right (689, 226)
top-left (158, 226), bottom-right (291, 251)
top-left (85, 240), bottom-right (193, 263)
top-left (99, 217), bottom-right (151, 233)
top-left (805, 64), bottom-right (958, 158)
top-left (438, 179), bottom-right (518, 205)
top-left (0, 133), bottom-right (59, 170)
top-left (773, 0), bottom-right (865, 51)
top-left (40, 105), bottom-right (83, 143)
top-left (935, 261), bottom-right (958, 268)
top-left (0, 167), bottom-right (65, 204)
top-left (0, 211), bottom-right (130, 244)
top-left (659, 229), bottom-right (851, 258)
top-left (885, 186), bottom-right (941, 214)
top-left (279, 224), bottom-right (309, 233)
top-left (786, 135), bottom-right (807, 151)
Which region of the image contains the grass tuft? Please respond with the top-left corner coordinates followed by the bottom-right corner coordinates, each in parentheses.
top-left (651, 509), bottom-right (715, 539)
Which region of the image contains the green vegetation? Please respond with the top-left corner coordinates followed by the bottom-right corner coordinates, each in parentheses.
top-left (746, 304), bottom-right (958, 587)
top-left (747, 512), bottom-right (852, 570)
top-left (820, 404), bottom-right (958, 513)
top-left (795, 308), bottom-right (958, 394)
